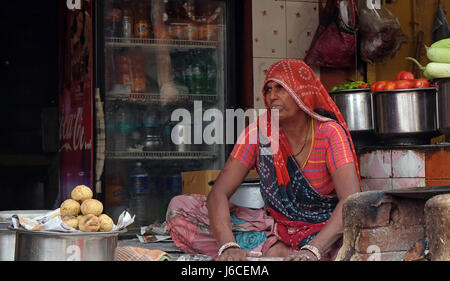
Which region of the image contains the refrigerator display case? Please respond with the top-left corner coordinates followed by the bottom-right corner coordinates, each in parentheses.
top-left (94, 0), bottom-right (235, 227)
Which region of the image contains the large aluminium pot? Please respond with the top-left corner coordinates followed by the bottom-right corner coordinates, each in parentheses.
top-left (0, 210), bottom-right (50, 261)
top-left (329, 89), bottom-right (374, 134)
top-left (431, 78), bottom-right (450, 137)
top-left (11, 228), bottom-right (124, 261)
top-left (373, 88), bottom-right (438, 141)
top-left (229, 180), bottom-right (265, 209)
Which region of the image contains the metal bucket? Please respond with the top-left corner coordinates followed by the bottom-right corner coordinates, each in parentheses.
top-left (329, 89), bottom-right (374, 133)
top-left (0, 223), bottom-right (15, 261)
top-left (373, 88), bottom-right (438, 141)
top-left (431, 78), bottom-right (450, 137)
top-left (0, 210), bottom-right (51, 261)
top-left (229, 181), bottom-right (265, 209)
top-left (11, 228), bottom-right (125, 261)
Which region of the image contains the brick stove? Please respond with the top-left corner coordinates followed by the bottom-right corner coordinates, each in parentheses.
top-left (336, 190), bottom-right (450, 261)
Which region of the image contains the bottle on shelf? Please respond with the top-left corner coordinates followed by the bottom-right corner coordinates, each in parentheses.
top-left (192, 49), bottom-right (204, 95)
top-left (205, 50), bottom-right (217, 95)
top-left (106, 166), bottom-right (125, 207)
top-left (115, 51), bottom-right (133, 92)
top-left (182, 51), bottom-right (194, 94)
top-left (129, 162), bottom-right (151, 227)
top-left (130, 55), bottom-right (147, 94)
top-left (134, 2), bottom-right (151, 38)
top-left (115, 105), bottom-right (134, 151)
top-left (106, 0), bottom-right (123, 38)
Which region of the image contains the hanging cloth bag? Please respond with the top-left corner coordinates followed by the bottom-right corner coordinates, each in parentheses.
top-left (305, 0), bottom-right (358, 68)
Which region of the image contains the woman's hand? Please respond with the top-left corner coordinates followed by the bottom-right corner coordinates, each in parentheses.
top-left (218, 247), bottom-right (250, 261)
top-left (285, 249), bottom-right (319, 261)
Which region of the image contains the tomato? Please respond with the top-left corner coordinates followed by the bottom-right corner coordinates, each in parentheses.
top-left (413, 78), bottom-right (430, 88)
top-left (394, 80), bottom-right (415, 89)
top-left (374, 81), bottom-right (388, 91)
top-left (384, 81), bottom-right (397, 91)
top-left (358, 83), bottom-right (368, 89)
top-left (370, 82), bottom-right (378, 92)
top-left (396, 71), bottom-right (415, 81)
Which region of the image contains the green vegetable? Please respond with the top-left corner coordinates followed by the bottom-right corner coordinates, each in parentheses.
top-left (407, 57), bottom-right (450, 79)
top-left (330, 81), bottom-right (367, 92)
top-left (426, 46), bottom-right (450, 63)
top-left (430, 38), bottom-right (450, 49)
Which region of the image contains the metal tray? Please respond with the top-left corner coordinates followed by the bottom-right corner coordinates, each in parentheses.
top-left (384, 185), bottom-right (450, 200)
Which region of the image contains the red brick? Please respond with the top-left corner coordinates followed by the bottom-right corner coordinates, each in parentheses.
top-left (425, 148), bottom-right (450, 179)
top-left (426, 179), bottom-right (450, 187)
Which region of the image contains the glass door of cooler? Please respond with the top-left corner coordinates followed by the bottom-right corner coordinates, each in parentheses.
top-left (97, 0), bottom-right (228, 227)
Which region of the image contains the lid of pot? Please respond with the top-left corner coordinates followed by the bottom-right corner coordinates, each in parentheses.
top-left (0, 210), bottom-right (51, 223)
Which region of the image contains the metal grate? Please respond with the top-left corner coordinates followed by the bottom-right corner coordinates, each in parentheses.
top-left (105, 93), bottom-right (217, 104)
top-left (105, 37), bottom-right (218, 49)
top-left (106, 151), bottom-right (218, 160)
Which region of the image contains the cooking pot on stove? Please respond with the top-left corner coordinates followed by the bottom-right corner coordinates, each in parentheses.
top-left (329, 89), bottom-right (374, 134)
top-left (430, 78), bottom-right (450, 137)
top-left (372, 88), bottom-right (438, 143)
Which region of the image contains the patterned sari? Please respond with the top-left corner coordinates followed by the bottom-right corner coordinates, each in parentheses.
top-left (166, 59), bottom-right (360, 259)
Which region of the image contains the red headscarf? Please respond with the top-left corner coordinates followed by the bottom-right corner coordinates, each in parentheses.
top-left (258, 59), bottom-right (361, 189)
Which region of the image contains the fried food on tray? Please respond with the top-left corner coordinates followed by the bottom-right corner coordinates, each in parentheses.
top-left (79, 214), bottom-right (100, 232)
top-left (71, 185), bottom-right (93, 202)
top-left (60, 199), bottom-right (81, 216)
top-left (80, 199), bottom-right (103, 216)
top-left (98, 214), bottom-right (114, 232)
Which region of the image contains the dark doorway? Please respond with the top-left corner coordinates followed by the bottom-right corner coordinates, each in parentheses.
top-left (0, 0), bottom-right (60, 210)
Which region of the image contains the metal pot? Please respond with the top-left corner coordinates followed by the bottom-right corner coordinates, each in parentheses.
top-left (0, 223), bottom-right (15, 261)
top-left (11, 228), bottom-right (124, 261)
top-left (373, 88), bottom-right (438, 139)
top-left (229, 180), bottom-right (265, 209)
top-left (431, 78), bottom-right (450, 137)
top-left (329, 89), bottom-right (374, 133)
top-left (0, 210), bottom-right (51, 261)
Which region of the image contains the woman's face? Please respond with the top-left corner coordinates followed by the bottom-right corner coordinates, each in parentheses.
top-left (264, 81), bottom-right (302, 122)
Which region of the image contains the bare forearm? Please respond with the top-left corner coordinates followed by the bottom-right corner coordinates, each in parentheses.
top-left (308, 201), bottom-right (344, 255)
top-left (207, 190), bottom-right (236, 246)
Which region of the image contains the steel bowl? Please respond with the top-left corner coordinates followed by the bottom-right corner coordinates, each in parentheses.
top-left (0, 210), bottom-right (51, 261)
top-left (329, 89), bottom-right (374, 133)
top-left (229, 181), bottom-right (265, 209)
top-left (373, 88), bottom-right (438, 140)
top-left (11, 227), bottom-right (126, 261)
top-left (430, 78), bottom-right (450, 137)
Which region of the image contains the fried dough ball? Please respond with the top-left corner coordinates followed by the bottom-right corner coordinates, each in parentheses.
top-left (60, 199), bottom-right (81, 216)
top-left (79, 214), bottom-right (100, 232)
top-left (98, 214), bottom-right (114, 232)
top-left (80, 199), bottom-right (103, 216)
top-left (61, 215), bottom-right (78, 229)
top-left (71, 185), bottom-right (93, 202)
top-left (77, 215), bottom-right (83, 227)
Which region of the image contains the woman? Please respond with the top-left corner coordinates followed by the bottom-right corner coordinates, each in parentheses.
top-left (166, 59), bottom-right (362, 261)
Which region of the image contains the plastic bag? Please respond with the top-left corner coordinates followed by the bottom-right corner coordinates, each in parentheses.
top-left (305, 0), bottom-right (358, 68)
top-left (358, 0), bottom-right (408, 63)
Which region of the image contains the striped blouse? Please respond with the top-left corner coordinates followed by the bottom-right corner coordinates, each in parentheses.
top-left (231, 120), bottom-right (354, 196)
